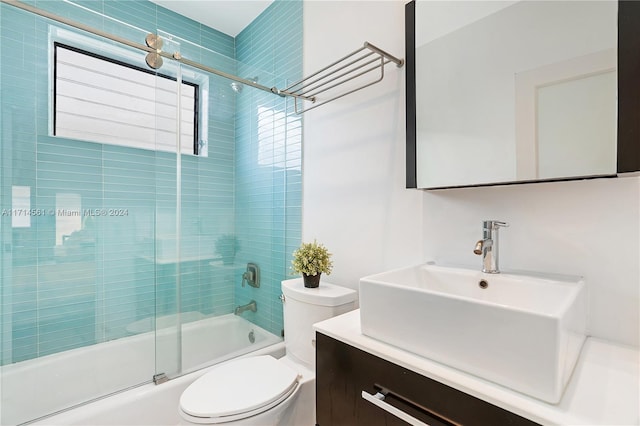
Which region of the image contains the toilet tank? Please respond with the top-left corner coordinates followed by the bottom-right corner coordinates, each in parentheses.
top-left (281, 278), bottom-right (356, 368)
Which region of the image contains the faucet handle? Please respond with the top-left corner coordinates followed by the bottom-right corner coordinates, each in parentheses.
top-left (483, 220), bottom-right (509, 229)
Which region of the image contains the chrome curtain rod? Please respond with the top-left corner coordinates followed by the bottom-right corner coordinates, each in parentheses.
top-left (0, 0), bottom-right (311, 102)
top-left (1, 0), bottom-right (405, 114)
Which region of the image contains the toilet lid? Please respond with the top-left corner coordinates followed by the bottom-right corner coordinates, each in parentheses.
top-left (180, 355), bottom-right (299, 420)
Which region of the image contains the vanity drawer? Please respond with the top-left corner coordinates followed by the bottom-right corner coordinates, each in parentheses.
top-left (316, 332), bottom-right (540, 426)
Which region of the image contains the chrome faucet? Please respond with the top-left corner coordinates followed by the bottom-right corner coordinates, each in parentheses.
top-left (473, 220), bottom-right (509, 274)
top-left (241, 263), bottom-right (260, 288)
top-left (234, 300), bottom-right (257, 315)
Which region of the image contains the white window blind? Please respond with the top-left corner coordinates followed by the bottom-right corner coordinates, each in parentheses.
top-left (54, 44), bottom-right (198, 155)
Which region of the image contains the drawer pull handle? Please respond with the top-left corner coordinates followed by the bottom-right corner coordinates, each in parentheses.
top-left (361, 390), bottom-right (430, 426)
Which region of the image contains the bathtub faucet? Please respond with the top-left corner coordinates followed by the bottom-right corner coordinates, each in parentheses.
top-left (234, 300), bottom-right (257, 315)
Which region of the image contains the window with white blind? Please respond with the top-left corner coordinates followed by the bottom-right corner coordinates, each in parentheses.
top-left (54, 43), bottom-right (201, 155)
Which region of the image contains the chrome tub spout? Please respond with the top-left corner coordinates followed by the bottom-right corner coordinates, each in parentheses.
top-left (234, 300), bottom-right (257, 315)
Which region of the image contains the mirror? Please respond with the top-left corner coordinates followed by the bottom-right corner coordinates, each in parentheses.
top-left (406, 0), bottom-right (640, 189)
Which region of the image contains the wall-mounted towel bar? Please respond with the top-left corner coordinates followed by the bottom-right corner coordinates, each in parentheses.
top-left (284, 41), bottom-right (405, 114)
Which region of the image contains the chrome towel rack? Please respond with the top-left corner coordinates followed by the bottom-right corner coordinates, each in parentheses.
top-left (284, 41), bottom-right (404, 114)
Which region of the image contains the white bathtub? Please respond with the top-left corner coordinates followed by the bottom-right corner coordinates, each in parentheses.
top-left (1, 314), bottom-right (283, 425)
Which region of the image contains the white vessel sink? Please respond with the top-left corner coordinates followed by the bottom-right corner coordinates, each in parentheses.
top-left (359, 263), bottom-right (587, 403)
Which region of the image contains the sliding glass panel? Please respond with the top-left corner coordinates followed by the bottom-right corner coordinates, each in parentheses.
top-left (155, 1), bottom-right (304, 377)
top-left (152, 29), bottom-right (298, 377)
top-left (159, 32), bottom-right (284, 376)
top-left (151, 33), bottom-right (182, 380)
top-left (0, 3), bottom-right (157, 423)
top-left (0, 0), bottom-right (303, 423)
top-left (178, 40), bottom-right (242, 374)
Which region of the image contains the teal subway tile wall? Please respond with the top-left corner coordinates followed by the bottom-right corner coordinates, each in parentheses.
top-left (0, 0), bottom-right (301, 391)
top-left (234, 0), bottom-right (303, 336)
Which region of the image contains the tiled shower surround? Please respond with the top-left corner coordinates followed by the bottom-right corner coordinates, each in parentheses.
top-left (0, 0), bottom-right (302, 369)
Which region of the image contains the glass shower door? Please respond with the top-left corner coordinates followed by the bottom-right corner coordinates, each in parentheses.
top-left (152, 32), bottom-right (242, 379)
top-left (0, 3), bottom-right (169, 423)
top-left (151, 33), bottom-right (184, 381)
top-left (0, 0), bottom-right (301, 421)
top-left (150, 33), bottom-right (290, 379)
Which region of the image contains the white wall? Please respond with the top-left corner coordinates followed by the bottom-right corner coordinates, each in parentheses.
top-left (303, 0), bottom-right (639, 348)
top-left (302, 0), bottom-right (423, 293)
top-left (423, 178), bottom-right (639, 347)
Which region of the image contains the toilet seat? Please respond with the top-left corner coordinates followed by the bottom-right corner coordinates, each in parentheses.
top-left (179, 355), bottom-right (300, 424)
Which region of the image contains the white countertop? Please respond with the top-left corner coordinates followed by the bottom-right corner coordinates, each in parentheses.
top-left (314, 309), bottom-right (640, 426)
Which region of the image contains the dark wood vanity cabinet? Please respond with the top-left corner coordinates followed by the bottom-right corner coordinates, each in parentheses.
top-left (316, 332), bottom-right (540, 426)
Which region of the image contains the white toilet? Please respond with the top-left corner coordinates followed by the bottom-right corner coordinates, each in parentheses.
top-left (178, 278), bottom-right (356, 425)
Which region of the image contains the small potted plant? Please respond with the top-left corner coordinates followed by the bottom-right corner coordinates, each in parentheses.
top-left (215, 234), bottom-right (240, 265)
top-left (291, 240), bottom-right (333, 288)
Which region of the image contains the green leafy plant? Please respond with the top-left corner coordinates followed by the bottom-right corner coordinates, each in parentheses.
top-left (291, 240), bottom-right (333, 276)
